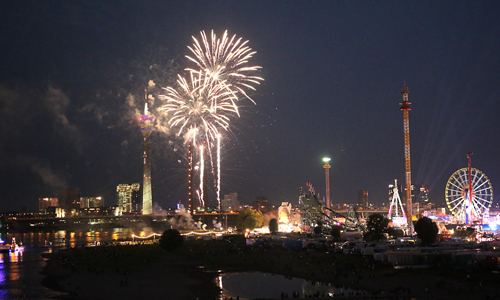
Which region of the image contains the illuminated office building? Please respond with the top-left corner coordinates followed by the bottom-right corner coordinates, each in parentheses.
top-left (80, 196), bottom-right (104, 208)
top-left (117, 183), bottom-right (140, 214)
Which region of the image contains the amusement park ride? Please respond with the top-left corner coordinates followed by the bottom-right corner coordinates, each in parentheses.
top-left (445, 153), bottom-right (494, 224)
top-left (388, 179), bottom-right (407, 228)
top-left (399, 86), bottom-right (413, 233)
top-left (298, 183), bottom-right (365, 233)
top-left (298, 86), bottom-right (494, 236)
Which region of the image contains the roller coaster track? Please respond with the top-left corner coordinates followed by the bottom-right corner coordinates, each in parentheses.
top-left (298, 190), bottom-right (365, 232)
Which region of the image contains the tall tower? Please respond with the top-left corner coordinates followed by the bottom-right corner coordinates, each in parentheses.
top-left (187, 141), bottom-right (194, 214)
top-left (399, 86), bottom-right (413, 233)
top-left (323, 158), bottom-right (331, 211)
top-left (139, 90), bottom-right (155, 215)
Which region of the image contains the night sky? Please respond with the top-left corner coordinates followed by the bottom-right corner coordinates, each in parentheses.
top-left (1, 1), bottom-right (500, 212)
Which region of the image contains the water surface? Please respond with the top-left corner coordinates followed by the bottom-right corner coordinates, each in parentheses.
top-left (0, 227), bottom-right (157, 300)
top-left (219, 272), bottom-right (364, 300)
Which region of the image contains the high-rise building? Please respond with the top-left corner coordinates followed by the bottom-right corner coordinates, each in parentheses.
top-left (252, 196), bottom-right (273, 212)
top-left (39, 197), bottom-right (58, 213)
top-left (80, 197), bottom-right (104, 208)
top-left (117, 183), bottom-right (140, 214)
top-left (139, 90), bottom-right (155, 215)
top-left (357, 190), bottom-right (369, 207)
top-left (415, 185), bottom-right (429, 204)
top-left (58, 190), bottom-right (80, 215)
top-left (221, 192), bottom-right (239, 212)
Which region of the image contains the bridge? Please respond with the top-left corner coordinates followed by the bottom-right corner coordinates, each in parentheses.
top-left (0, 213), bottom-right (240, 231)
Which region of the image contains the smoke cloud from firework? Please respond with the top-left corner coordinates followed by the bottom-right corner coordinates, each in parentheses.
top-left (167, 204), bottom-right (208, 230)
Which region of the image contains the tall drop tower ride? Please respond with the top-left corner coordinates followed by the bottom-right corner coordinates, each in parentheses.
top-left (139, 90), bottom-right (155, 215)
top-left (399, 86), bottom-right (413, 233)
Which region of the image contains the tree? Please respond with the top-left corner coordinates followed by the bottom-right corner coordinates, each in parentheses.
top-left (269, 218), bottom-right (279, 234)
top-left (414, 217), bottom-right (438, 246)
top-left (236, 208), bottom-right (263, 231)
top-left (313, 221), bottom-right (323, 235)
top-left (388, 227), bottom-right (404, 239)
top-left (159, 229), bottom-right (184, 252)
top-left (364, 213), bottom-right (389, 241)
top-left (331, 225), bottom-right (342, 240)
top-left (243, 216), bottom-right (257, 231)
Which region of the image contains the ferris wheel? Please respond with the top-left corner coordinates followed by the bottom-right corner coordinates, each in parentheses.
top-left (445, 167), bottom-right (493, 223)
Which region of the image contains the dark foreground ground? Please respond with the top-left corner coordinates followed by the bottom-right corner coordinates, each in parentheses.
top-left (42, 240), bottom-right (500, 299)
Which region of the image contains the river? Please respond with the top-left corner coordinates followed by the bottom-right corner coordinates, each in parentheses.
top-left (0, 227), bottom-right (159, 300)
top-left (1, 229), bottom-right (365, 300)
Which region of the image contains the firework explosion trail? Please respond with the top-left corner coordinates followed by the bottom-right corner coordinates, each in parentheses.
top-left (186, 30), bottom-right (264, 103)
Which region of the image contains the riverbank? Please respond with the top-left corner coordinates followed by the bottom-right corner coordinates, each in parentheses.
top-left (42, 240), bottom-right (500, 299)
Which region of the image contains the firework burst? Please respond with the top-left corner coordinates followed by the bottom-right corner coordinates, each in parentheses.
top-left (159, 71), bottom-right (237, 146)
top-left (158, 30), bottom-right (263, 211)
top-left (186, 30), bottom-right (264, 102)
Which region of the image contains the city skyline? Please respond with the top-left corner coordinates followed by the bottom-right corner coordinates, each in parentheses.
top-left (1, 1), bottom-right (499, 212)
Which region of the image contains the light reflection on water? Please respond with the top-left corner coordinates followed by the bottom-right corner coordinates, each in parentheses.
top-left (0, 264), bottom-right (7, 300)
top-left (0, 227), bottom-right (158, 300)
top-left (0, 248), bottom-right (57, 300)
top-left (219, 272), bottom-right (364, 300)
top-left (1, 227), bottom-right (156, 249)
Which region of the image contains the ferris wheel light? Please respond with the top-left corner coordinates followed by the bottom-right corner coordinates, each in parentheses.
top-left (445, 167), bottom-right (493, 224)
top-left (489, 222), bottom-right (498, 230)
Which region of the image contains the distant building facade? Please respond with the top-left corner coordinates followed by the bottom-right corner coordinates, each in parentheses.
top-left (116, 183), bottom-right (140, 214)
top-left (39, 198), bottom-right (59, 213)
top-left (415, 185), bottom-right (429, 204)
top-left (221, 192), bottom-right (239, 212)
top-left (252, 196), bottom-right (273, 213)
top-left (357, 190), bottom-right (369, 208)
top-left (58, 190), bottom-right (81, 216)
top-left (80, 197), bottom-right (104, 208)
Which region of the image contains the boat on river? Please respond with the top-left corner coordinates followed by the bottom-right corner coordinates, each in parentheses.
top-left (0, 238), bottom-right (25, 253)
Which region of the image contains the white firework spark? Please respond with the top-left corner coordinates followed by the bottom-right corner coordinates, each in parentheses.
top-left (186, 30), bottom-right (264, 102)
top-left (159, 71), bottom-right (238, 146)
